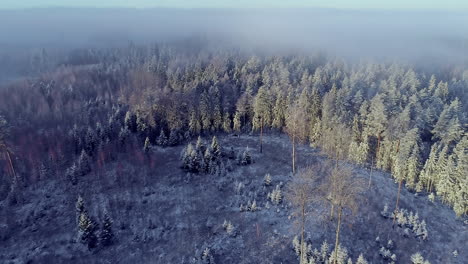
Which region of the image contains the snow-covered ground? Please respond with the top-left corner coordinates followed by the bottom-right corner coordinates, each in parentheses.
top-left (0, 135), bottom-right (466, 263)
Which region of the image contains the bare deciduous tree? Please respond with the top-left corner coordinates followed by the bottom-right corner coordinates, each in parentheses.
top-left (321, 164), bottom-right (365, 264)
top-left (285, 102), bottom-right (308, 174)
top-left (286, 165), bottom-right (321, 264)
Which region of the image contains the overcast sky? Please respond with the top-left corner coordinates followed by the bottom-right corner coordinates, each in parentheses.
top-left (1, 0), bottom-right (468, 9)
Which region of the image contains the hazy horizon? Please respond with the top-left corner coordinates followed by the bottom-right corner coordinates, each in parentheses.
top-left (2, 0), bottom-right (468, 9)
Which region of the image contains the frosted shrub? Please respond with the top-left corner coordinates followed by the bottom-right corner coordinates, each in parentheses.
top-left (268, 185), bottom-right (282, 205)
top-left (410, 252), bottom-right (431, 264)
top-left (329, 245), bottom-right (349, 264)
top-left (428, 193), bottom-right (435, 203)
top-left (381, 203), bottom-right (391, 218)
top-left (264, 173), bottom-right (272, 186)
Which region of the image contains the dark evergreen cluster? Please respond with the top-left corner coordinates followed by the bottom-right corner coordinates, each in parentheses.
top-left (181, 136), bottom-right (228, 175)
top-left (75, 196), bottom-right (114, 250)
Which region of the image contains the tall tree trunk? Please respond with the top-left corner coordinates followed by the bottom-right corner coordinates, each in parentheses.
top-left (376, 132), bottom-right (381, 158)
top-left (330, 203), bottom-right (335, 220)
top-left (393, 179), bottom-right (403, 225)
top-left (6, 150), bottom-right (16, 182)
top-left (292, 135), bottom-right (296, 174)
top-left (368, 156), bottom-right (374, 188)
top-left (300, 201), bottom-right (305, 264)
top-left (260, 117), bottom-right (263, 153)
top-left (333, 207), bottom-right (343, 264)
top-left (428, 175), bottom-right (433, 193)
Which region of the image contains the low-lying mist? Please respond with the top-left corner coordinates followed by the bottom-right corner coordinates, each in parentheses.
top-left (0, 8), bottom-right (466, 83)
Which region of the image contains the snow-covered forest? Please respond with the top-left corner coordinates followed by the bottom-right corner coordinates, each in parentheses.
top-left (0, 7), bottom-right (467, 264)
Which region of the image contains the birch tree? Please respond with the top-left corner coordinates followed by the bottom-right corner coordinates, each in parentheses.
top-left (286, 166), bottom-right (321, 264)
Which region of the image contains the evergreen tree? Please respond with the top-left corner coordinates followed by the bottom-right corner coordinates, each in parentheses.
top-left (168, 129), bottom-right (179, 146)
top-left (199, 91), bottom-right (212, 132)
top-left (143, 137), bottom-right (151, 153)
top-left (191, 146), bottom-right (203, 173)
top-left (356, 254), bottom-right (368, 264)
top-left (366, 94), bottom-right (387, 161)
top-left (204, 148), bottom-right (214, 173)
top-left (100, 212), bottom-right (114, 246)
top-left (222, 112), bottom-right (232, 133)
top-left (75, 195), bottom-right (85, 225)
top-left (272, 93), bottom-right (287, 130)
top-left (85, 127), bottom-right (97, 155)
top-left (432, 99), bottom-right (462, 144)
top-left (233, 111), bottom-right (242, 132)
top-left (241, 147), bottom-right (252, 165)
top-left (78, 149), bottom-right (91, 176)
top-left (189, 110), bottom-right (202, 136)
top-left (420, 144), bottom-right (438, 192)
top-left (157, 129), bottom-right (168, 147)
top-left (78, 211), bottom-right (97, 249)
top-left (124, 111), bottom-right (137, 132)
top-left (211, 136), bottom-right (221, 160)
top-left (118, 127), bottom-right (130, 148)
top-left (253, 86), bottom-right (272, 153)
top-left (212, 104), bottom-right (222, 132)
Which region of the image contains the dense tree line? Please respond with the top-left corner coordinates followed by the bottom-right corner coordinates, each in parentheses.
top-left (0, 41), bottom-right (466, 216)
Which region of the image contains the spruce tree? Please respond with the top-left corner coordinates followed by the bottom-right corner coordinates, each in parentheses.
top-left (143, 137), bottom-right (151, 153)
top-left (124, 111), bottom-right (137, 132)
top-left (157, 129), bottom-right (168, 147)
top-left (356, 254), bottom-right (368, 264)
top-left (100, 212), bottom-right (114, 246)
top-left (223, 112), bottom-right (232, 133)
top-left (189, 110), bottom-right (202, 136)
top-left (211, 136), bottom-right (221, 160)
top-left (76, 195), bottom-right (85, 225)
top-left (195, 136), bottom-right (205, 154)
top-left (253, 86), bottom-right (272, 153)
top-left (241, 147), bottom-right (252, 165)
top-left (78, 211), bottom-right (97, 249)
top-left (78, 149), bottom-right (91, 176)
top-left (233, 111), bottom-right (242, 132)
top-left (168, 129), bottom-right (179, 146)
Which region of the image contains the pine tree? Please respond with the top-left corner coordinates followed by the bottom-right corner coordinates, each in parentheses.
top-left (366, 94), bottom-right (387, 163)
top-left (199, 91), bottom-right (212, 132)
top-left (168, 129), bottom-right (179, 146)
top-left (76, 195), bottom-right (85, 225)
top-left (78, 149), bottom-right (91, 176)
top-left (406, 148), bottom-right (421, 189)
top-left (157, 129), bottom-right (168, 147)
top-left (356, 254), bottom-right (368, 264)
top-left (212, 104), bottom-right (222, 132)
top-left (124, 111), bottom-right (137, 132)
top-left (420, 144), bottom-right (438, 192)
top-left (272, 93), bottom-right (287, 130)
top-left (253, 86), bottom-right (272, 153)
top-left (189, 110), bottom-right (202, 136)
top-left (118, 127), bottom-right (130, 148)
top-left (233, 111), bottom-right (242, 132)
top-left (85, 127), bottom-right (97, 155)
top-left (100, 212), bottom-right (114, 246)
top-left (264, 173), bottom-right (272, 186)
top-left (211, 136), bottom-right (221, 160)
top-left (222, 112), bottom-right (232, 133)
top-left (78, 211), bottom-right (97, 249)
top-left (241, 147), bottom-right (252, 165)
top-left (190, 145), bottom-right (202, 173)
top-left (195, 136), bottom-right (205, 154)
top-left (143, 137), bottom-right (151, 153)
top-left (432, 99), bottom-right (461, 144)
